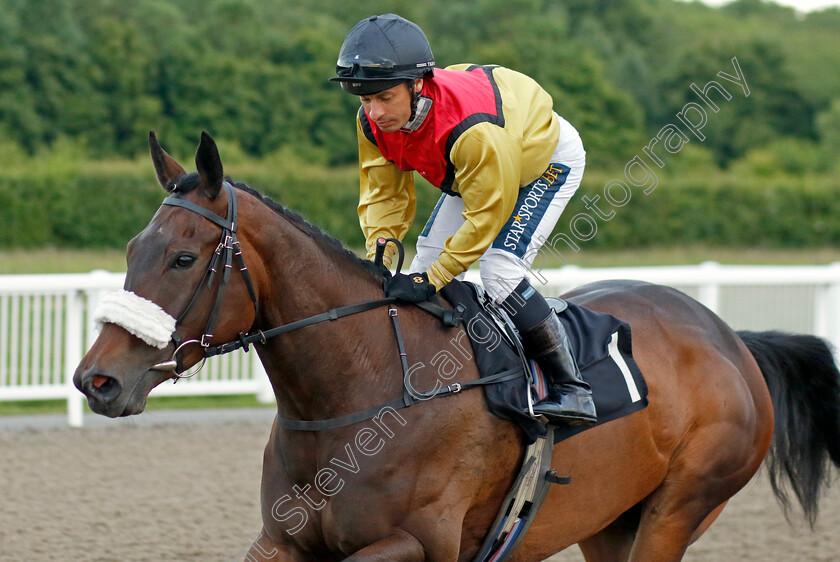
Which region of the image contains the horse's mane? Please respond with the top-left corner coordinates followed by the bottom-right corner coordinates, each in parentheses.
top-left (171, 173), bottom-right (383, 280)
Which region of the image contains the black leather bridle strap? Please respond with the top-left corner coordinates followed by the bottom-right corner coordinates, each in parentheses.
top-left (203, 297), bottom-right (397, 357)
top-left (162, 196), bottom-right (236, 232)
top-left (156, 183), bottom-right (525, 428)
top-left (161, 182), bottom-right (258, 347)
top-left (156, 181), bottom-right (458, 373)
top-left (388, 306), bottom-right (416, 407)
top-left (274, 366), bottom-right (524, 431)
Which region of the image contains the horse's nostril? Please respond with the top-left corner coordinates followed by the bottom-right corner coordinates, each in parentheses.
top-left (86, 373), bottom-right (121, 401)
top-left (92, 374), bottom-right (109, 389)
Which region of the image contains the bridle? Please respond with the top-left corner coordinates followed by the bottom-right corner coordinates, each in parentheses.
top-left (149, 182), bottom-right (413, 377)
top-left (150, 181), bottom-right (258, 377)
top-left (146, 181), bottom-right (524, 432)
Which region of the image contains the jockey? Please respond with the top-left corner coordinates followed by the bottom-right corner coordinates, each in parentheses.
top-left (331, 14), bottom-right (595, 427)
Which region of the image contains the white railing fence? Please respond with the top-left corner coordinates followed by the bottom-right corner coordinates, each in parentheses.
top-left (2, 263), bottom-right (840, 427)
top-left (0, 270), bottom-right (273, 427)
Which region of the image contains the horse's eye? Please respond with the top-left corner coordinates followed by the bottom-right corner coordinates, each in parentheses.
top-left (172, 254), bottom-right (196, 269)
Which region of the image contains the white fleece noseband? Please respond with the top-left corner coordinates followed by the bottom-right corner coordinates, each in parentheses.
top-left (94, 290), bottom-right (177, 349)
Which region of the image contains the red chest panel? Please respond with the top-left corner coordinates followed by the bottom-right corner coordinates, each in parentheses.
top-left (361, 66), bottom-right (504, 191)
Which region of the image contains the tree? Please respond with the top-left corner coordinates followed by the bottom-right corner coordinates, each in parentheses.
top-left (16, 0), bottom-right (108, 147)
top-left (816, 98), bottom-right (840, 170)
top-left (656, 39), bottom-right (816, 166)
top-left (0, 8), bottom-right (44, 150)
top-left (85, 15), bottom-right (162, 155)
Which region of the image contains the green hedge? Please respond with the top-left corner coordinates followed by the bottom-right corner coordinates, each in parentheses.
top-left (567, 172), bottom-right (840, 249)
top-left (2, 169), bottom-right (166, 248)
top-left (226, 161), bottom-right (443, 248)
top-left (0, 158), bottom-right (440, 250)
top-left (2, 161), bottom-right (839, 251)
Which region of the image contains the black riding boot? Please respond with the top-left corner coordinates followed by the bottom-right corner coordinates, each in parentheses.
top-left (520, 311), bottom-right (597, 426)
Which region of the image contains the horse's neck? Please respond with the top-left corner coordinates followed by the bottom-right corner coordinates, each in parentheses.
top-left (255, 214), bottom-right (380, 320)
top-left (249, 208), bottom-right (395, 420)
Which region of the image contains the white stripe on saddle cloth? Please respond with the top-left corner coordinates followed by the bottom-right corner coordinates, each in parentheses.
top-left (93, 290), bottom-right (177, 349)
top-left (609, 331), bottom-right (642, 402)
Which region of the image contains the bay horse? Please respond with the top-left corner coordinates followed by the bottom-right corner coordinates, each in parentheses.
top-left (74, 132), bottom-right (840, 561)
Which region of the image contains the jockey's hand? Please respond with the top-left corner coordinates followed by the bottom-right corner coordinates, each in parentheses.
top-left (385, 272), bottom-right (436, 302)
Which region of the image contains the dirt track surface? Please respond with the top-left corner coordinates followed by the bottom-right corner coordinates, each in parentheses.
top-left (1, 416), bottom-right (839, 561)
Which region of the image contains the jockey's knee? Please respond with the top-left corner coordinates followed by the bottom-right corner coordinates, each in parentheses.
top-left (479, 249), bottom-right (533, 303)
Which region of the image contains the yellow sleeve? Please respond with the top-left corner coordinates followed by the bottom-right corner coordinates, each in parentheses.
top-left (356, 117), bottom-right (416, 261)
top-left (434, 122), bottom-right (522, 277)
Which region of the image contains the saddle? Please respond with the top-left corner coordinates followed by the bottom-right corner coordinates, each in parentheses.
top-left (439, 279), bottom-right (648, 444)
top-left (369, 238), bottom-right (648, 441)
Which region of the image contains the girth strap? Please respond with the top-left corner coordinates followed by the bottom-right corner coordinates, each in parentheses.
top-left (388, 306), bottom-right (416, 408)
top-left (203, 298), bottom-right (504, 432)
top-left (274, 366), bottom-right (523, 431)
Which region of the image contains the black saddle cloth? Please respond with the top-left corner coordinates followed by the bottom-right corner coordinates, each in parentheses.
top-left (439, 279), bottom-right (648, 444)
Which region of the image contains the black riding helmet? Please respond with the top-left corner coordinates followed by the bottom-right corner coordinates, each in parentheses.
top-left (330, 14), bottom-right (435, 95)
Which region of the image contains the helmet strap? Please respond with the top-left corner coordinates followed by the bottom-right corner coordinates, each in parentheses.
top-left (401, 92), bottom-right (432, 133)
top-left (409, 80), bottom-right (420, 121)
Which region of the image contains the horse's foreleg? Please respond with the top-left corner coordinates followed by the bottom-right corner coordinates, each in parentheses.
top-left (344, 529), bottom-right (426, 561)
top-left (577, 504), bottom-right (641, 562)
top-left (243, 529), bottom-right (307, 562)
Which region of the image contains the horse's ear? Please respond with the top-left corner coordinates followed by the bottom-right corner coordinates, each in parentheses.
top-left (149, 131), bottom-right (186, 192)
top-left (195, 131), bottom-right (224, 199)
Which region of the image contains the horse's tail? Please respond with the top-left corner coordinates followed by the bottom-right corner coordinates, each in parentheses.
top-left (737, 330), bottom-right (840, 527)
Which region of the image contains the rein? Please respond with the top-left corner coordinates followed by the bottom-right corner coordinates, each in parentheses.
top-left (202, 297), bottom-right (397, 358)
top-left (199, 236), bottom-right (460, 359)
top-left (151, 183), bottom-right (525, 431)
